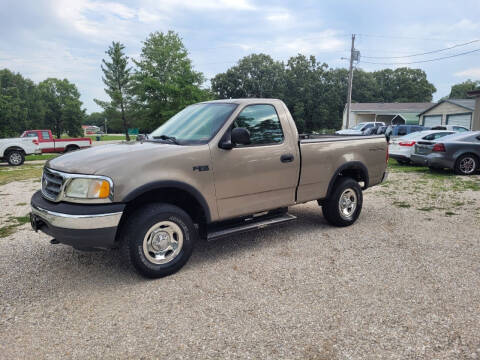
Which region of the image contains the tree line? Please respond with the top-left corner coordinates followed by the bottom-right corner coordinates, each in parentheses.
top-left (1, 30), bottom-right (479, 138)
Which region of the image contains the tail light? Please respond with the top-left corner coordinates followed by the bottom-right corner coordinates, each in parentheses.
top-left (432, 143), bottom-right (446, 152)
top-left (399, 141), bottom-right (416, 147)
top-left (32, 139), bottom-right (39, 145)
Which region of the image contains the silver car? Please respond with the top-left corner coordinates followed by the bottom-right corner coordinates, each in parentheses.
top-left (410, 131), bottom-right (480, 175)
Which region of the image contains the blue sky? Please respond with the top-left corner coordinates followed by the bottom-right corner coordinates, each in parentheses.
top-left (1, 0), bottom-right (479, 113)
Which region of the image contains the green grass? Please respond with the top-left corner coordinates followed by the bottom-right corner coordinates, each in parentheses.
top-left (88, 135), bottom-right (136, 141)
top-left (393, 201), bottom-right (411, 208)
top-left (0, 165), bottom-right (43, 185)
top-left (25, 154), bottom-right (58, 161)
top-left (15, 202), bottom-right (27, 206)
top-left (0, 214), bottom-right (30, 238)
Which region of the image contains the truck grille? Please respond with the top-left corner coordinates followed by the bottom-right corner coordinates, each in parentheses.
top-left (41, 168), bottom-right (65, 201)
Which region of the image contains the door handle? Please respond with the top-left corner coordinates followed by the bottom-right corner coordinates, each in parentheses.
top-left (280, 154), bottom-right (294, 163)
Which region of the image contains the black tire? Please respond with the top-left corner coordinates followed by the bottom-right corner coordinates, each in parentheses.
top-left (122, 203), bottom-right (196, 278)
top-left (454, 154), bottom-right (478, 175)
top-left (6, 150), bottom-right (25, 166)
top-left (65, 145), bottom-right (79, 153)
top-left (322, 177), bottom-right (363, 227)
top-left (396, 159), bottom-right (410, 165)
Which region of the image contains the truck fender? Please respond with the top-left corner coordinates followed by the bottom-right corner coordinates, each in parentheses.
top-left (122, 180), bottom-right (212, 223)
top-left (325, 161), bottom-right (369, 199)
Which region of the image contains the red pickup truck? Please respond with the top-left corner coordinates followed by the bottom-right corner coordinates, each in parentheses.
top-left (21, 130), bottom-right (92, 153)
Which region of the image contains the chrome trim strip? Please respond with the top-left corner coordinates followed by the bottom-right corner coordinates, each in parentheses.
top-left (31, 204), bottom-right (122, 230)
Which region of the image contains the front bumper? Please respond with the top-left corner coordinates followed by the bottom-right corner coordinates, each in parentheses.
top-left (30, 191), bottom-right (125, 250)
top-left (411, 154), bottom-right (454, 169)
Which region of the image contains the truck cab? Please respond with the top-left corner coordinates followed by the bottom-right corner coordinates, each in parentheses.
top-left (21, 130), bottom-right (92, 153)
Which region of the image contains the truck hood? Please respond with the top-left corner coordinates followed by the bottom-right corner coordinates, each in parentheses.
top-left (46, 141), bottom-right (185, 175)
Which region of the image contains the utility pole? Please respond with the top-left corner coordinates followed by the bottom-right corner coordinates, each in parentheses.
top-left (345, 34), bottom-right (356, 130)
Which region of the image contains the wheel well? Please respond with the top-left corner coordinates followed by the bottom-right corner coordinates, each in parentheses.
top-left (122, 187), bottom-right (208, 226)
top-left (5, 146), bottom-right (25, 154)
top-left (457, 152), bottom-right (479, 162)
top-left (326, 163), bottom-right (369, 200)
top-left (65, 144), bottom-right (79, 150)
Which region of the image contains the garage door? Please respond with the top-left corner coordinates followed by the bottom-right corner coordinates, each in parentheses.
top-left (447, 113), bottom-right (472, 129)
top-left (423, 115), bottom-right (442, 127)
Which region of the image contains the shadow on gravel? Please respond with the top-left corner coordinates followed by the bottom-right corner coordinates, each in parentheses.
top-left (4, 206), bottom-right (328, 298)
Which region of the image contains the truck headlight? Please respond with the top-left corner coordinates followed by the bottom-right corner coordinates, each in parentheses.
top-left (65, 178), bottom-right (111, 199)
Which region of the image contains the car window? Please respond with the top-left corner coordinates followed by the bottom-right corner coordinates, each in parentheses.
top-left (24, 132), bottom-right (37, 138)
top-left (362, 124), bottom-right (374, 130)
top-left (453, 126), bottom-right (469, 132)
top-left (41, 131), bottom-right (51, 139)
top-left (234, 104), bottom-right (284, 145)
top-left (397, 126), bottom-right (407, 136)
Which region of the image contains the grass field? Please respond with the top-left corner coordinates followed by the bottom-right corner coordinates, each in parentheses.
top-left (0, 164), bottom-right (43, 186)
top-left (87, 135), bottom-right (137, 141)
top-left (25, 154), bottom-right (57, 161)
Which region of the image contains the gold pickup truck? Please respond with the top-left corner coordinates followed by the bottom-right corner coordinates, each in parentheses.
top-left (30, 99), bottom-right (388, 278)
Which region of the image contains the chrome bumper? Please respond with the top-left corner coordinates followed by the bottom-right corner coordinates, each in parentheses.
top-left (31, 204), bottom-right (122, 230)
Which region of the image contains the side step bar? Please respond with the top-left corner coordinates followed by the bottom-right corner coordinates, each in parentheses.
top-left (207, 213), bottom-right (297, 241)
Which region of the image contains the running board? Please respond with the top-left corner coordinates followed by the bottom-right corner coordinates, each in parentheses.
top-left (207, 213), bottom-right (297, 241)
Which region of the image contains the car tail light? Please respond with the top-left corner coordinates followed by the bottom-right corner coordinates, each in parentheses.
top-left (432, 143), bottom-right (446, 152)
top-left (399, 141), bottom-right (416, 147)
top-left (32, 139), bottom-right (39, 145)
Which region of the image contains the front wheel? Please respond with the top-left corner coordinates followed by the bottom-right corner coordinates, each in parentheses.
top-left (322, 177), bottom-right (363, 227)
top-left (123, 203), bottom-right (197, 278)
top-left (7, 150), bottom-right (25, 166)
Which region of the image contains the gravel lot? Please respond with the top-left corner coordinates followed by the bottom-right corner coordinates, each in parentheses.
top-left (1, 171), bottom-right (480, 359)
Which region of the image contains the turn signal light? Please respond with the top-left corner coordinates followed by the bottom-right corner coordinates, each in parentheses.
top-left (32, 139), bottom-right (39, 145)
top-left (432, 143), bottom-right (446, 152)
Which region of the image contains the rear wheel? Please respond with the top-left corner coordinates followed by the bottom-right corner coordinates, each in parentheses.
top-left (322, 177), bottom-right (363, 227)
top-left (122, 203), bottom-right (196, 278)
top-left (454, 154), bottom-right (478, 175)
top-left (6, 150), bottom-right (25, 166)
top-left (65, 145), bottom-right (79, 152)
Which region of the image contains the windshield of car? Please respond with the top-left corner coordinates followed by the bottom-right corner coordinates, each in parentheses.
top-left (149, 103), bottom-right (237, 145)
top-left (351, 123), bottom-right (367, 130)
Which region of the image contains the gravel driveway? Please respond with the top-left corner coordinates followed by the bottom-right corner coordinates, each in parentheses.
top-left (1, 172), bottom-right (480, 359)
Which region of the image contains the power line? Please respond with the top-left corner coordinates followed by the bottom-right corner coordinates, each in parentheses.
top-left (361, 47), bottom-right (480, 65)
top-left (362, 39), bottom-right (480, 59)
top-left (357, 33), bottom-right (470, 42)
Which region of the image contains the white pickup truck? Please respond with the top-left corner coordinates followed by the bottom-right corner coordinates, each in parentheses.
top-left (0, 136), bottom-right (41, 165)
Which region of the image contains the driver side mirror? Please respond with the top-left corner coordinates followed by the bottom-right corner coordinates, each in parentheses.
top-left (231, 127), bottom-right (250, 145)
top-left (219, 127), bottom-right (251, 149)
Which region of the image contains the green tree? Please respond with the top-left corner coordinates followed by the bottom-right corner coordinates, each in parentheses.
top-left (38, 78), bottom-right (84, 137)
top-left (95, 42), bottom-right (132, 140)
top-left (211, 54), bottom-right (285, 99)
top-left (131, 31), bottom-right (210, 131)
top-left (449, 79), bottom-right (480, 98)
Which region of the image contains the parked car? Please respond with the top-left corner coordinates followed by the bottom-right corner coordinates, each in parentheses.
top-left (376, 126), bottom-right (388, 135)
top-left (430, 125), bottom-right (470, 132)
top-left (410, 131), bottom-right (480, 175)
top-left (21, 129), bottom-right (92, 153)
top-left (0, 136), bottom-right (41, 166)
top-left (335, 122), bottom-right (385, 135)
top-left (362, 127), bottom-right (380, 135)
top-left (385, 125), bottom-right (425, 142)
top-left (30, 99), bottom-right (388, 278)
top-left (389, 130), bottom-right (455, 164)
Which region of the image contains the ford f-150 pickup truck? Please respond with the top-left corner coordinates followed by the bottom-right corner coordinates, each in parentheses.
top-left (21, 129), bottom-right (91, 153)
top-left (1, 136), bottom-right (41, 165)
top-left (30, 99), bottom-right (388, 278)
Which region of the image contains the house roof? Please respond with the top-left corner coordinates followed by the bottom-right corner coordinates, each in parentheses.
top-left (349, 102), bottom-right (433, 113)
top-left (418, 99), bottom-right (475, 116)
top-left (394, 113), bottom-right (420, 125)
top-left (467, 89), bottom-right (480, 97)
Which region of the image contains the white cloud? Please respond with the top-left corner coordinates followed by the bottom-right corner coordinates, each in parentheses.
top-left (454, 68), bottom-right (480, 78)
top-left (266, 12), bottom-right (291, 22)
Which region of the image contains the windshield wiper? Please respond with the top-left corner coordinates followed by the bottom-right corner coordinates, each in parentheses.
top-left (152, 135), bottom-right (179, 144)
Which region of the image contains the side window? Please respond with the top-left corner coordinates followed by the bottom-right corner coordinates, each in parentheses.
top-left (25, 132), bottom-right (37, 138)
top-left (41, 131), bottom-right (51, 140)
top-left (234, 104), bottom-right (284, 145)
top-left (434, 132), bottom-right (450, 139)
top-left (453, 126), bottom-right (468, 132)
top-left (363, 124), bottom-right (374, 130)
top-left (397, 126), bottom-right (407, 136)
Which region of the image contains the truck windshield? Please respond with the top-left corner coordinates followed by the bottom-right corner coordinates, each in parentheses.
top-left (150, 103), bottom-right (237, 145)
top-left (351, 123), bottom-right (366, 130)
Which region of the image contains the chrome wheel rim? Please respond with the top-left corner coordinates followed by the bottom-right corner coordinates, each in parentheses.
top-left (338, 188), bottom-right (357, 220)
top-left (143, 221), bottom-right (183, 265)
top-left (459, 157), bottom-right (475, 174)
top-left (9, 152), bottom-right (22, 165)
